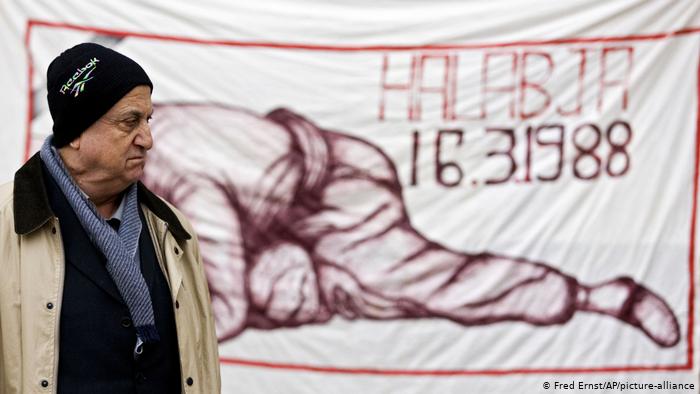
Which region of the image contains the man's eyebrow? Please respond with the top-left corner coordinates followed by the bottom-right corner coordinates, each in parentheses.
top-left (115, 109), bottom-right (150, 119)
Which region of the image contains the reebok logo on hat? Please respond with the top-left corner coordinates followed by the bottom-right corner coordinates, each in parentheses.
top-left (60, 57), bottom-right (99, 97)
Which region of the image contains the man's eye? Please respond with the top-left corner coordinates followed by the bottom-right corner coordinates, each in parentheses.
top-left (122, 118), bottom-right (138, 127)
top-left (147, 115), bottom-right (153, 123)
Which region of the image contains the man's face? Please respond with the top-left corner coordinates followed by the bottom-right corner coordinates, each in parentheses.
top-left (73, 85), bottom-right (153, 186)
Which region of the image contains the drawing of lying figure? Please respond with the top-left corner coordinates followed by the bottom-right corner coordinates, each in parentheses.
top-left (142, 104), bottom-right (680, 348)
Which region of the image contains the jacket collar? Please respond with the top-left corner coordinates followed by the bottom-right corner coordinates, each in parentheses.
top-left (13, 152), bottom-right (191, 241)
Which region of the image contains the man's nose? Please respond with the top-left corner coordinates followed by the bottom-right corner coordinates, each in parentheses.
top-left (134, 122), bottom-right (153, 150)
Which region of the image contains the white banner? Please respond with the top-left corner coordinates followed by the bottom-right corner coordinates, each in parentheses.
top-left (2, 1), bottom-right (700, 392)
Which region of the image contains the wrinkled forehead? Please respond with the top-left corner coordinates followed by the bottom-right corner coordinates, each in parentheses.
top-left (105, 86), bottom-right (153, 119)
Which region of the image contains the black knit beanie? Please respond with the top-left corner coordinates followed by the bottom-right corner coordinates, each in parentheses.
top-left (46, 42), bottom-right (153, 147)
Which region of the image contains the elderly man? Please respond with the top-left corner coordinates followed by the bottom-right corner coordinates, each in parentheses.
top-left (0, 43), bottom-right (220, 393)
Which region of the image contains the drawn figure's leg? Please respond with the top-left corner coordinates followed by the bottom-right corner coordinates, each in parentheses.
top-left (275, 109), bottom-right (679, 347)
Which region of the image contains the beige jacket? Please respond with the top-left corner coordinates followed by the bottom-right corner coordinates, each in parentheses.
top-left (0, 154), bottom-right (221, 393)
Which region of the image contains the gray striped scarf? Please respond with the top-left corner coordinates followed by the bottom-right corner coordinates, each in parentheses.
top-left (40, 137), bottom-right (160, 344)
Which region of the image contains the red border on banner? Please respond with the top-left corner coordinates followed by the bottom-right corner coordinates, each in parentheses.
top-left (23, 19), bottom-right (700, 376)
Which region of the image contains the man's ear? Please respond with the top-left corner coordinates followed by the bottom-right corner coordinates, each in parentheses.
top-left (69, 136), bottom-right (80, 149)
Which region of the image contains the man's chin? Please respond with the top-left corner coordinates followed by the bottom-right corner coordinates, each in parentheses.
top-left (124, 164), bottom-right (146, 183)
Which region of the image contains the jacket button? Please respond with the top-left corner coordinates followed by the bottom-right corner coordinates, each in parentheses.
top-left (46, 302), bottom-right (54, 310)
top-left (40, 380), bottom-right (49, 387)
top-left (121, 317), bottom-right (132, 328)
top-left (174, 247), bottom-right (180, 255)
top-left (186, 377), bottom-right (193, 386)
top-left (175, 300), bottom-right (180, 309)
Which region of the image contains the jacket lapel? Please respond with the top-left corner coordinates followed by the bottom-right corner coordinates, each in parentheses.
top-left (62, 223), bottom-right (125, 304)
top-left (13, 153), bottom-right (53, 234)
top-left (143, 210), bottom-right (183, 299)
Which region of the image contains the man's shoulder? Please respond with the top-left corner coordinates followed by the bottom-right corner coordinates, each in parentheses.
top-left (138, 183), bottom-right (193, 241)
top-left (0, 182), bottom-right (15, 237)
top-left (158, 195), bottom-right (194, 230)
top-left (0, 181), bottom-right (14, 213)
